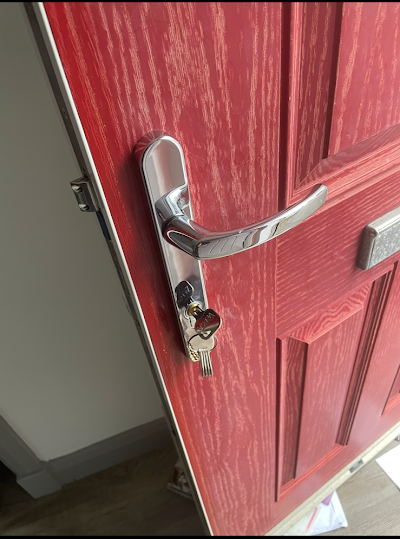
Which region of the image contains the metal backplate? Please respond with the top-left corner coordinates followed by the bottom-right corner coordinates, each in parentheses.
top-left (358, 206), bottom-right (400, 270)
top-left (135, 133), bottom-right (213, 359)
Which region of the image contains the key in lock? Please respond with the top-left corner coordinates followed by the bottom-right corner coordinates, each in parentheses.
top-left (186, 303), bottom-right (222, 340)
top-left (175, 280), bottom-right (222, 377)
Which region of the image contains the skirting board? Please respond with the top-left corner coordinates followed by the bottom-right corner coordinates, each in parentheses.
top-left (48, 417), bottom-right (171, 485)
top-left (17, 465), bottom-right (61, 498)
top-left (0, 414), bottom-right (61, 498)
top-left (266, 419), bottom-right (400, 536)
top-left (0, 415), bottom-right (171, 499)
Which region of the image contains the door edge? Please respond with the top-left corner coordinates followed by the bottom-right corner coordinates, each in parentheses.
top-left (23, 2), bottom-right (213, 535)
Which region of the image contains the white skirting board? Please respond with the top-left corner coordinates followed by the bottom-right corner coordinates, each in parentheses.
top-left (0, 415), bottom-right (171, 498)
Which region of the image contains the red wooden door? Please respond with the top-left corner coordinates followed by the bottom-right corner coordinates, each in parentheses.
top-left (35, 2), bottom-right (400, 535)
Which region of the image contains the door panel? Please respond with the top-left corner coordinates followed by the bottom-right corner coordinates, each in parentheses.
top-left (276, 273), bottom-right (397, 498)
top-left (286, 2), bottom-right (400, 201)
top-left (348, 263), bottom-right (400, 453)
top-left (337, 269), bottom-right (395, 445)
top-left (278, 285), bottom-right (370, 490)
top-left (288, 2), bottom-right (343, 189)
top-left (289, 299), bottom-right (365, 478)
top-left (37, 2), bottom-right (400, 535)
top-left (329, 2), bottom-right (400, 154)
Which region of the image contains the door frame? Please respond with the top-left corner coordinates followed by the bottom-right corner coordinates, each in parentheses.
top-left (24, 2), bottom-right (400, 535)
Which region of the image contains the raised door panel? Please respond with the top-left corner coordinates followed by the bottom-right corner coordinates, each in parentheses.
top-left (329, 2), bottom-right (400, 155)
top-left (286, 2), bottom-right (342, 191)
top-left (350, 262), bottom-right (400, 451)
top-left (385, 367), bottom-right (400, 413)
top-left (274, 265), bottom-right (400, 523)
top-left (277, 285), bottom-right (369, 499)
top-left (284, 2), bottom-right (400, 203)
top-left (294, 311), bottom-right (364, 477)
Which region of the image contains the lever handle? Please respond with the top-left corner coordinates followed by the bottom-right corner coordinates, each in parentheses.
top-left (147, 136), bottom-right (328, 260)
top-left (160, 183), bottom-right (327, 260)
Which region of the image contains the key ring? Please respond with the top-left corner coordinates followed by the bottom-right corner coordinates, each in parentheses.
top-left (188, 334), bottom-right (219, 355)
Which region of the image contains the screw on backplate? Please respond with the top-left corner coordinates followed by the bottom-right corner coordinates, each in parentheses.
top-left (78, 204), bottom-right (90, 212)
top-left (71, 185), bottom-right (84, 193)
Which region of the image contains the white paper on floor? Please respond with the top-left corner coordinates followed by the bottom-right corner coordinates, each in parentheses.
top-left (284, 490), bottom-right (348, 536)
top-left (376, 442), bottom-right (400, 490)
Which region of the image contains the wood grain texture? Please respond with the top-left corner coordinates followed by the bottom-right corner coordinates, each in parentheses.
top-left (273, 256), bottom-right (400, 526)
top-left (285, 2), bottom-right (400, 202)
top-left (277, 170), bottom-right (400, 337)
top-left (337, 271), bottom-right (394, 445)
top-left (277, 337), bottom-right (308, 489)
top-left (291, 123), bottom-right (400, 201)
top-left (289, 3), bottom-right (342, 189)
top-left (352, 263), bottom-right (400, 439)
top-left (290, 284), bottom-right (369, 342)
top-left (277, 286), bottom-right (368, 493)
top-left (44, 2), bottom-right (281, 536)
top-left (295, 311), bottom-right (364, 477)
top-left (329, 2), bottom-right (400, 155)
top-left (43, 1), bottom-right (400, 535)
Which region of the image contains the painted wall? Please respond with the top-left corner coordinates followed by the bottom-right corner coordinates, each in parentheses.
top-left (0, 2), bottom-right (164, 461)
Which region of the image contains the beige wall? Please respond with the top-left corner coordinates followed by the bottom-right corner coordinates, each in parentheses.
top-left (0, 3), bottom-right (163, 461)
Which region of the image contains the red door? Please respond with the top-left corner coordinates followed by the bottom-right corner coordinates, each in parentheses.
top-left (32, 2), bottom-right (400, 535)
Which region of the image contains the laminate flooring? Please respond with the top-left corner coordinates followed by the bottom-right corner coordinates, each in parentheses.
top-left (0, 440), bottom-right (399, 536)
top-left (320, 439), bottom-right (400, 537)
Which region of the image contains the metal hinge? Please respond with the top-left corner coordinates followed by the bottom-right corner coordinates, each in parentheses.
top-left (70, 177), bottom-right (100, 212)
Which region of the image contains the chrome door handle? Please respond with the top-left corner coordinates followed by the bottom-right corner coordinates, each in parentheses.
top-left (136, 133), bottom-right (327, 370)
top-left (161, 183), bottom-right (327, 260)
top-left (141, 135), bottom-right (327, 260)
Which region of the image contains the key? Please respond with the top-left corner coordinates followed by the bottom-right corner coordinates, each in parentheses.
top-left (186, 303), bottom-right (222, 340)
top-left (175, 280), bottom-right (195, 309)
top-left (199, 349), bottom-right (213, 377)
top-left (194, 308), bottom-right (222, 340)
top-left (188, 334), bottom-right (217, 377)
top-left (175, 281), bottom-right (222, 374)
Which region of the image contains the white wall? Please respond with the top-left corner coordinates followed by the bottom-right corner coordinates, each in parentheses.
top-left (0, 2), bottom-right (164, 461)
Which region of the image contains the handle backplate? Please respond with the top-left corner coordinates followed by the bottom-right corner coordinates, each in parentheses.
top-left (135, 132), bottom-right (212, 361)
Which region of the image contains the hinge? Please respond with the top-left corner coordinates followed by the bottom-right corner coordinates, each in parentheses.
top-left (70, 177), bottom-right (100, 212)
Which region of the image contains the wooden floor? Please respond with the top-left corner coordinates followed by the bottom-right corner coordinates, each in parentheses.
top-left (0, 440), bottom-right (400, 536)
top-left (320, 439), bottom-right (400, 537)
